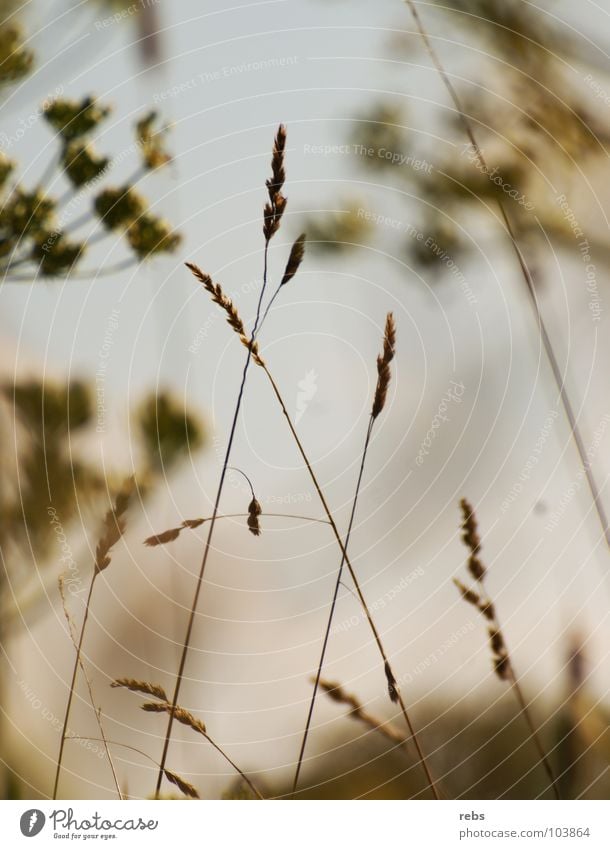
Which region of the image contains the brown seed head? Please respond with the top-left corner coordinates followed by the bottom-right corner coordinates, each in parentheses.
top-left (163, 769), bottom-right (200, 799)
top-left (317, 678), bottom-right (361, 713)
top-left (111, 678), bottom-right (168, 702)
top-left (144, 518), bottom-right (206, 547)
top-left (479, 600), bottom-right (496, 621)
top-left (468, 555), bottom-right (486, 583)
top-left (182, 518), bottom-right (205, 530)
top-left (186, 262), bottom-right (265, 366)
top-left (384, 661), bottom-right (399, 703)
top-left (488, 628), bottom-right (505, 657)
top-left (371, 313), bottom-right (396, 419)
top-left (247, 498), bottom-right (262, 537)
top-left (493, 655), bottom-right (511, 681)
top-left (280, 233), bottom-right (306, 287)
top-left (141, 701), bottom-right (207, 736)
top-left (263, 125), bottom-right (288, 241)
top-left (460, 498), bottom-right (480, 554)
top-left (144, 527), bottom-right (181, 547)
top-left (453, 578), bottom-right (481, 608)
top-left (94, 477), bottom-right (134, 573)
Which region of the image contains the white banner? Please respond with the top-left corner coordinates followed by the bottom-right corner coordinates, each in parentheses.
top-left (1, 800), bottom-right (609, 848)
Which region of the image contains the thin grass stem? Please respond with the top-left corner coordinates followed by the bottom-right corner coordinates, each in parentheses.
top-left (403, 0), bottom-right (610, 549)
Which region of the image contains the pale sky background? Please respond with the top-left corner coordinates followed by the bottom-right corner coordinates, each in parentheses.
top-left (3, 0), bottom-right (610, 798)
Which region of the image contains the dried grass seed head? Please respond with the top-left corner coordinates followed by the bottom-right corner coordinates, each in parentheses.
top-left (247, 498), bottom-right (262, 536)
top-left (263, 124), bottom-right (287, 241)
top-left (163, 769), bottom-right (200, 799)
top-left (494, 655), bottom-right (511, 681)
top-left (144, 527), bottom-right (181, 547)
top-left (94, 476), bottom-right (134, 573)
top-left (453, 578), bottom-right (481, 608)
top-left (111, 678), bottom-right (168, 702)
top-left (144, 517), bottom-right (207, 547)
top-left (186, 262), bottom-right (265, 366)
top-left (459, 498), bottom-right (486, 582)
top-left (460, 497), bottom-right (480, 555)
top-left (384, 660), bottom-right (399, 704)
top-left (488, 628), bottom-right (505, 657)
top-left (141, 701), bottom-right (207, 736)
top-left (371, 313), bottom-right (396, 419)
top-left (280, 233), bottom-right (306, 287)
top-left (317, 678), bottom-right (361, 713)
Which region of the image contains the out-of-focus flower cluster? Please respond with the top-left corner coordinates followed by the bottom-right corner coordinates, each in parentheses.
top-left (0, 83), bottom-right (180, 278)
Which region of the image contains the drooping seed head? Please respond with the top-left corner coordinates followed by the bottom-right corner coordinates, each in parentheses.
top-left (111, 678), bottom-right (168, 702)
top-left (247, 498), bottom-right (262, 536)
top-left (186, 262), bottom-right (265, 366)
top-left (94, 476), bottom-right (134, 573)
top-left (280, 233), bottom-right (306, 287)
top-left (263, 125), bottom-right (288, 241)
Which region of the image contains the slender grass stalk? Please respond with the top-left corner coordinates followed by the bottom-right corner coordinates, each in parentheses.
top-left (403, 0), bottom-right (610, 549)
top-left (184, 260), bottom-right (437, 798)
top-left (259, 360), bottom-right (439, 799)
top-left (317, 677), bottom-right (411, 751)
top-left (290, 314), bottom-right (437, 798)
top-left (227, 467), bottom-right (262, 536)
top-left (3, 513), bottom-right (326, 635)
top-left (455, 498), bottom-right (561, 799)
top-left (159, 129), bottom-right (436, 799)
top-left (58, 577), bottom-right (121, 799)
top-left (143, 512), bottom-right (330, 547)
top-left (153, 256), bottom-right (266, 797)
top-left (71, 734), bottom-right (263, 800)
top-left (53, 478), bottom-right (133, 799)
top-left (111, 679), bottom-right (263, 799)
top-left (202, 732), bottom-right (264, 800)
top-left (291, 419), bottom-right (373, 795)
top-left (154, 125), bottom-right (287, 797)
top-left (53, 577), bottom-right (95, 800)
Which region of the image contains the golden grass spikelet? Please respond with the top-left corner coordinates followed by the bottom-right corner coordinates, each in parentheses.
top-left (280, 233), bottom-right (306, 287)
top-left (144, 518), bottom-right (207, 547)
top-left (185, 262), bottom-right (245, 335)
top-left (454, 497), bottom-right (560, 792)
top-left (460, 498), bottom-right (481, 549)
top-left (489, 628), bottom-right (505, 657)
top-left (144, 527), bottom-right (181, 547)
top-left (185, 262), bottom-right (265, 366)
top-left (371, 313), bottom-right (396, 419)
top-left (317, 678), bottom-right (409, 748)
top-left (453, 578), bottom-right (496, 619)
top-left (455, 501), bottom-right (509, 680)
top-left (94, 477), bottom-right (134, 573)
top-left (480, 600), bottom-right (496, 621)
top-left (163, 769), bottom-right (200, 799)
top-left (494, 655), bottom-right (511, 681)
top-left (111, 679), bottom-right (168, 702)
top-left (384, 660), bottom-right (399, 704)
top-left (141, 701), bottom-right (207, 736)
top-left (317, 678), bottom-right (360, 713)
top-left (182, 518), bottom-right (205, 529)
top-left (247, 498), bottom-right (262, 536)
top-left (467, 554), bottom-right (486, 583)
